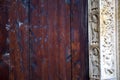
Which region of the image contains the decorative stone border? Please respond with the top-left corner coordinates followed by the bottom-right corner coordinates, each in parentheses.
top-left (88, 0), bottom-right (100, 79)
top-left (88, 0), bottom-right (118, 79)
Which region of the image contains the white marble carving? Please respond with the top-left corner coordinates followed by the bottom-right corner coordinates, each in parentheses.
top-left (89, 0), bottom-right (100, 79)
top-left (89, 0), bottom-right (117, 79)
top-left (100, 0), bottom-right (116, 79)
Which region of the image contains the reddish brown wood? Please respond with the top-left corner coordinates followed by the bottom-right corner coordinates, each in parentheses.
top-left (30, 0), bottom-right (49, 80)
top-left (30, 0), bottom-right (72, 80)
top-left (0, 0), bottom-right (9, 59)
top-left (0, 0), bottom-right (89, 80)
top-left (9, 0), bottom-right (30, 80)
top-left (57, 0), bottom-right (71, 80)
top-left (47, 1), bottom-right (60, 80)
top-left (0, 1), bottom-right (9, 80)
top-left (0, 62), bottom-right (9, 80)
top-left (71, 0), bottom-right (89, 80)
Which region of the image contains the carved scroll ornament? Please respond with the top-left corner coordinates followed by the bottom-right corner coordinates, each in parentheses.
top-left (89, 0), bottom-right (117, 79)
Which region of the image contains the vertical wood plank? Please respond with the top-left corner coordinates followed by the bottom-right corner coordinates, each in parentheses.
top-left (8, 0), bottom-right (89, 80)
top-left (30, 0), bottom-right (49, 80)
top-left (30, 0), bottom-right (71, 80)
top-left (9, 0), bottom-right (30, 80)
top-left (71, 0), bottom-right (89, 80)
top-left (57, 0), bottom-right (71, 80)
top-left (0, 1), bottom-right (9, 80)
top-left (0, 1), bottom-right (9, 56)
top-left (47, 0), bottom-right (59, 80)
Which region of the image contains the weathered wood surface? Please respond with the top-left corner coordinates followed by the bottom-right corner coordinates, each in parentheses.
top-left (30, 0), bottom-right (71, 80)
top-left (71, 0), bottom-right (89, 80)
top-left (0, 0), bottom-right (88, 80)
top-left (9, 0), bottom-right (30, 80)
top-left (0, 1), bottom-right (9, 80)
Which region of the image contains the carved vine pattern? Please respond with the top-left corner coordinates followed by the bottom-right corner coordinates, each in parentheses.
top-left (89, 0), bottom-right (116, 79)
top-left (89, 0), bottom-right (100, 79)
top-left (100, 0), bottom-right (116, 78)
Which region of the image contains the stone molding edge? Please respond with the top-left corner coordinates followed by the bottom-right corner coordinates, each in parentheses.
top-left (117, 0), bottom-right (120, 79)
top-left (89, 0), bottom-right (117, 80)
top-left (100, 0), bottom-right (116, 79)
top-left (88, 0), bottom-right (100, 79)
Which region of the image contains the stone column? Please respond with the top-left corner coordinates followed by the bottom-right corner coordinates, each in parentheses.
top-left (88, 0), bottom-right (117, 79)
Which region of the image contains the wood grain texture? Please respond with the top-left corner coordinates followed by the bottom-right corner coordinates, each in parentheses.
top-left (0, 1), bottom-right (9, 80)
top-left (30, 0), bottom-right (71, 80)
top-left (71, 0), bottom-right (89, 80)
top-left (9, 0), bottom-right (30, 80)
top-left (30, 0), bottom-right (49, 79)
top-left (0, 0), bottom-right (8, 55)
top-left (0, 0), bottom-right (89, 80)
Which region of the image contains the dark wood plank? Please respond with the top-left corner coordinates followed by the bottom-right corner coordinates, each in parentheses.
top-left (0, 0), bottom-right (9, 61)
top-left (8, 0), bottom-right (30, 80)
top-left (7, 0), bottom-right (89, 80)
top-left (0, 1), bottom-right (9, 80)
top-left (57, 0), bottom-right (71, 80)
top-left (30, 0), bottom-right (71, 80)
top-left (30, 0), bottom-right (60, 80)
top-left (46, 0), bottom-right (59, 80)
top-left (71, 0), bottom-right (89, 80)
top-left (30, 0), bottom-right (49, 80)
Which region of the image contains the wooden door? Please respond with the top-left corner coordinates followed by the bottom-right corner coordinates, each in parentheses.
top-left (0, 0), bottom-right (89, 80)
top-left (0, 1), bottom-right (9, 80)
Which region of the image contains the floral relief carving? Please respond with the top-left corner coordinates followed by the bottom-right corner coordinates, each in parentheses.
top-left (100, 0), bottom-right (116, 79)
top-left (89, 0), bottom-right (117, 79)
top-left (89, 0), bottom-right (100, 79)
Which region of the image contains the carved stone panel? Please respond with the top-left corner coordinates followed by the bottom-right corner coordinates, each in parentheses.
top-left (89, 0), bottom-right (117, 79)
top-left (88, 0), bottom-right (100, 79)
top-left (100, 0), bottom-right (116, 79)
